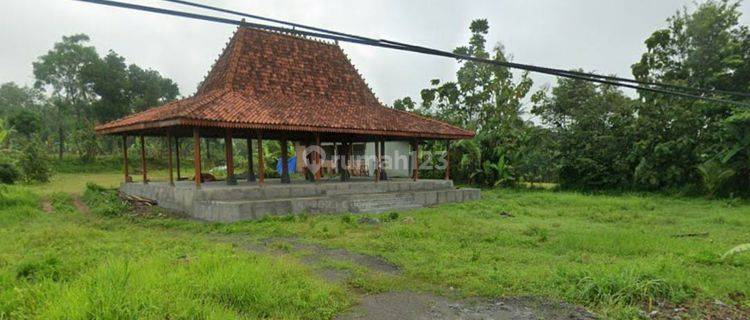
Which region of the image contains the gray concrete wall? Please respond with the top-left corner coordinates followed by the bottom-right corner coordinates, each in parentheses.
top-left (120, 179), bottom-right (480, 222)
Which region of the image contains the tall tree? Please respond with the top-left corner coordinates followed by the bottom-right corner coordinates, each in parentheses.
top-left (631, 0), bottom-right (750, 191)
top-left (7, 109), bottom-right (42, 139)
top-left (126, 64), bottom-right (179, 113)
top-left (33, 34), bottom-right (99, 159)
top-left (0, 82), bottom-right (43, 117)
top-left (532, 77), bottom-right (636, 189)
top-left (83, 50), bottom-right (130, 123)
top-left (399, 19), bottom-right (541, 186)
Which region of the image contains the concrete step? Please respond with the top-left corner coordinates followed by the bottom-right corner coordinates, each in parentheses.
top-left (339, 192), bottom-right (425, 214)
top-left (192, 180), bottom-right (455, 202)
top-left (192, 188), bottom-right (480, 222)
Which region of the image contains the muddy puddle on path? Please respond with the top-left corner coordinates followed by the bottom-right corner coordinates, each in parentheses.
top-left (214, 235), bottom-right (597, 320)
top-left (337, 292), bottom-right (596, 320)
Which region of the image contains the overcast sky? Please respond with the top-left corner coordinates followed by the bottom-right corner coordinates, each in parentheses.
top-left (2, 0), bottom-right (749, 107)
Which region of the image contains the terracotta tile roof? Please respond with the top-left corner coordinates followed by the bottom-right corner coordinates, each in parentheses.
top-left (95, 26), bottom-right (474, 139)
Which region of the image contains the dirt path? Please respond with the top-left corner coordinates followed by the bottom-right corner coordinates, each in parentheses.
top-left (336, 292), bottom-right (596, 320)
top-left (40, 197), bottom-right (53, 213)
top-left (71, 196), bottom-right (91, 215)
top-left (212, 235), bottom-right (597, 320)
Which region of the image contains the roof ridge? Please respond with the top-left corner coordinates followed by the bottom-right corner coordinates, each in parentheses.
top-left (226, 24), bottom-right (247, 91)
top-left (240, 25), bottom-right (338, 47)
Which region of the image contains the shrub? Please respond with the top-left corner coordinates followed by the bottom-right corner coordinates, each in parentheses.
top-left (341, 214), bottom-right (353, 224)
top-left (387, 212), bottom-right (399, 221)
top-left (82, 183), bottom-right (129, 217)
top-left (16, 257), bottom-right (62, 281)
top-left (555, 269), bottom-right (692, 309)
top-left (18, 139), bottom-right (50, 183)
top-left (0, 162), bottom-right (20, 184)
top-left (71, 127), bottom-right (100, 163)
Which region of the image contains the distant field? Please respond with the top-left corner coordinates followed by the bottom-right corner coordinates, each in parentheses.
top-left (4, 170), bottom-right (750, 319)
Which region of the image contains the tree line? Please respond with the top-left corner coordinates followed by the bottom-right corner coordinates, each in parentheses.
top-left (1, 0), bottom-right (748, 198)
top-left (396, 0), bottom-right (750, 197)
top-left (0, 34), bottom-right (179, 182)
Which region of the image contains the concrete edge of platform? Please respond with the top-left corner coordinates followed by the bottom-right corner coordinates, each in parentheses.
top-left (120, 180), bottom-right (481, 222)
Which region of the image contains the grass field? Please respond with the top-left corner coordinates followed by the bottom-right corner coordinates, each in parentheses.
top-left (3, 169), bottom-right (750, 319)
top-left (155, 189), bottom-right (750, 318)
top-left (0, 186), bottom-right (350, 319)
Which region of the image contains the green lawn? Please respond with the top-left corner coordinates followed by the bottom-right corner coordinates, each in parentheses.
top-left (149, 189), bottom-right (750, 318)
top-left (0, 187), bottom-right (350, 319)
top-left (4, 170), bottom-right (750, 319)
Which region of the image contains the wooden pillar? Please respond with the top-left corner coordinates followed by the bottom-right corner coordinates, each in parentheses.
top-left (337, 142), bottom-right (344, 181)
top-left (333, 142), bottom-right (338, 174)
top-left (246, 138), bottom-right (256, 182)
top-left (412, 141), bottom-right (419, 181)
top-left (193, 127), bottom-right (202, 188)
top-left (175, 137), bottom-right (181, 180)
top-left (167, 132), bottom-right (174, 186)
top-left (280, 138), bottom-right (290, 183)
top-left (314, 133), bottom-right (321, 183)
top-left (225, 129), bottom-right (236, 185)
top-left (122, 135), bottom-right (129, 183)
top-left (139, 135), bottom-right (147, 184)
top-left (445, 140), bottom-right (451, 180)
top-left (379, 140), bottom-right (387, 181)
top-left (341, 142), bottom-right (351, 182)
top-left (374, 141), bottom-right (380, 183)
top-left (257, 132), bottom-right (264, 185)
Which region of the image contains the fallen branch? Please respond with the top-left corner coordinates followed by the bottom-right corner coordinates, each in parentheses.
top-left (671, 232), bottom-right (709, 238)
top-left (119, 192), bottom-right (157, 206)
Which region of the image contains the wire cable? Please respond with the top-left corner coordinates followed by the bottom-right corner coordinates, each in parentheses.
top-left (74, 0), bottom-right (750, 107)
top-left (163, 0), bottom-right (750, 100)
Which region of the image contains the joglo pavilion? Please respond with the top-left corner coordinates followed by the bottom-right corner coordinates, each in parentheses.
top-left (95, 25), bottom-right (480, 221)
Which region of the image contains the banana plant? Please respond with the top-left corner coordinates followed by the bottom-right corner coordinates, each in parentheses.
top-left (0, 119), bottom-right (18, 150)
top-left (0, 120), bottom-right (7, 147)
top-left (485, 155), bottom-right (516, 187)
top-left (696, 159), bottom-right (735, 198)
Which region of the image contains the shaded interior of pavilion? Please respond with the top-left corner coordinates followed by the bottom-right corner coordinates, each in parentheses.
top-left (118, 125), bottom-right (454, 188)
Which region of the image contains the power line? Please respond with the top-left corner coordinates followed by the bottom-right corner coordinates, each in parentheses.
top-left (163, 0), bottom-right (750, 100)
top-left (74, 0), bottom-right (750, 107)
top-left (161, 0), bottom-right (379, 44)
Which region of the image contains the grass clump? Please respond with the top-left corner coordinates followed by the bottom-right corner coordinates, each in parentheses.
top-left (82, 183), bottom-right (129, 217)
top-left (555, 269), bottom-right (692, 316)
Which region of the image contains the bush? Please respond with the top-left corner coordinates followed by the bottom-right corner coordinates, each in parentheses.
top-left (18, 139), bottom-right (50, 183)
top-left (71, 127), bottom-right (100, 163)
top-left (0, 162), bottom-right (20, 184)
top-left (387, 212), bottom-right (399, 221)
top-left (82, 183), bottom-right (129, 217)
top-left (555, 269), bottom-right (692, 309)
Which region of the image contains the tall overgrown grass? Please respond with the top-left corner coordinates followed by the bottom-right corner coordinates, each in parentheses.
top-left (166, 188), bottom-right (750, 318)
top-left (0, 185), bottom-right (350, 319)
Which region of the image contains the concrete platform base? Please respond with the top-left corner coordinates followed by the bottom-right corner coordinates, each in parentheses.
top-left (120, 178), bottom-right (480, 222)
